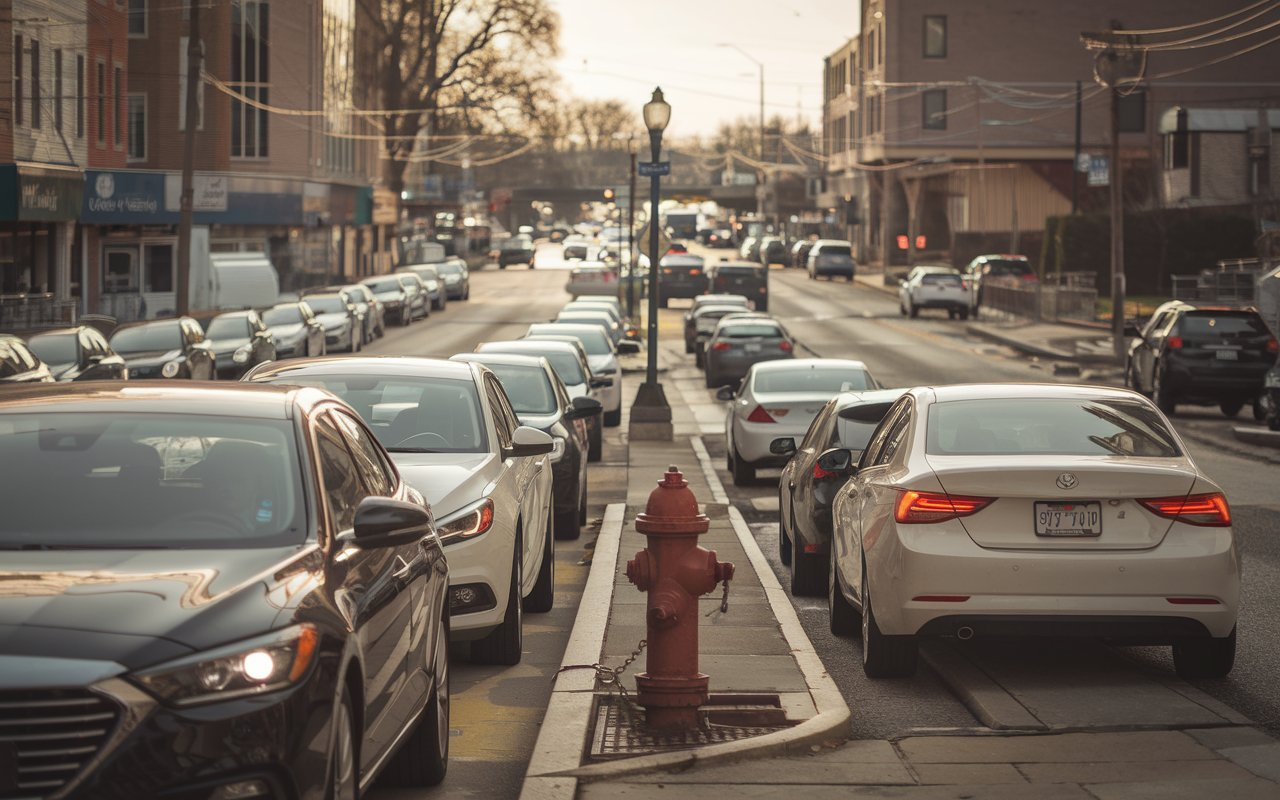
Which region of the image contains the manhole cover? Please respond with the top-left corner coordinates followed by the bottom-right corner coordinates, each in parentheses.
top-left (588, 695), bottom-right (791, 760)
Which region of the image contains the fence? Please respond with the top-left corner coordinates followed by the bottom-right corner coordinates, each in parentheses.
top-left (94, 294), bottom-right (146, 323)
top-left (980, 274), bottom-right (1099, 324)
top-left (0, 294), bottom-right (78, 329)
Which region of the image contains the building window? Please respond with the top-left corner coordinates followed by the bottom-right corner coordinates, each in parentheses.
top-left (1165, 131), bottom-right (1189, 170)
top-left (1117, 90), bottom-right (1146, 133)
top-left (230, 1), bottom-right (270, 158)
top-left (128, 94), bottom-right (146, 160)
top-left (13, 36), bottom-right (23, 127)
top-left (129, 0), bottom-right (147, 36)
top-left (144, 244), bottom-right (174, 293)
top-left (96, 61), bottom-right (106, 144)
top-left (76, 55), bottom-right (85, 137)
top-left (923, 90), bottom-right (947, 130)
top-left (30, 39), bottom-right (40, 128)
top-left (54, 49), bottom-right (63, 132)
top-left (924, 15), bottom-right (947, 58)
top-left (114, 67), bottom-right (123, 146)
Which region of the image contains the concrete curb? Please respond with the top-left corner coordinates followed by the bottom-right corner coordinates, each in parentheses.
top-left (1232, 425), bottom-right (1280, 449)
top-left (965, 323), bottom-right (1077, 361)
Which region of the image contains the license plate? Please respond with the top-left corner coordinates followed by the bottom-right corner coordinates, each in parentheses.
top-left (1034, 501), bottom-right (1102, 537)
top-left (1267, 373), bottom-right (1280, 388)
top-left (745, 343), bottom-right (761, 353)
top-left (1216, 350), bottom-right (1238, 361)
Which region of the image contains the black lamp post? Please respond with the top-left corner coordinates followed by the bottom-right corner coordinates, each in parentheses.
top-left (629, 87), bottom-right (673, 441)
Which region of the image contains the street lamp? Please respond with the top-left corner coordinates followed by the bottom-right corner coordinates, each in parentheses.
top-left (629, 87), bottom-right (674, 441)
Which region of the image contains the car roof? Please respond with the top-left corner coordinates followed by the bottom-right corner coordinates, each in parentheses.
top-left (212, 310), bottom-right (253, 319)
top-left (918, 383), bottom-right (1148, 404)
top-left (452, 352), bottom-right (551, 372)
top-left (715, 316), bottom-right (782, 330)
top-left (753, 358), bottom-right (867, 373)
top-left (696, 293), bottom-right (750, 303)
top-left (303, 292), bottom-right (345, 300)
top-left (660, 254), bottom-right (705, 265)
top-left (249, 355), bottom-right (477, 383)
top-left (694, 304), bottom-right (751, 317)
top-left (481, 339), bottom-right (583, 357)
top-left (528, 323), bottom-right (606, 337)
top-left (833, 387), bottom-right (909, 409)
top-left (0, 381), bottom-right (322, 419)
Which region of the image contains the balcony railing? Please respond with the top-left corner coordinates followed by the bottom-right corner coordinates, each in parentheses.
top-left (0, 294), bottom-right (78, 329)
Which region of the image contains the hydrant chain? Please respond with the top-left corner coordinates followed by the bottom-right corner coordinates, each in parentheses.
top-left (704, 579), bottom-right (731, 617)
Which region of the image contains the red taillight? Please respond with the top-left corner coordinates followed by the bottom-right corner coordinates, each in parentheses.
top-left (1166, 336), bottom-right (1184, 350)
top-left (1021, 273), bottom-right (1036, 281)
top-left (894, 490), bottom-right (994, 524)
top-left (779, 340), bottom-right (793, 351)
top-left (746, 405), bottom-right (776, 424)
top-left (1138, 493), bottom-right (1231, 527)
top-left (712, 342), bottom-right (730, 351)
top-left (1267, 338), bottom-right (1278, 354)
top-left (960, 279), bottom-right (969, 290)
top-left (690, 269), bottom-right (702, 276)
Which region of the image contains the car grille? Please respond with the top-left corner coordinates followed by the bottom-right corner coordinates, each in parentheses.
top-left (0, 689), bottom-right (120, 798)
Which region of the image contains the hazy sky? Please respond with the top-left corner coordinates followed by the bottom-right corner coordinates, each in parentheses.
top-left (550, 1), bottom-right (860, 138)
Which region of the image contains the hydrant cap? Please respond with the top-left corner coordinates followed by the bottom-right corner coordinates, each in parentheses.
top-left (635, 465), bottom-right (710, 536)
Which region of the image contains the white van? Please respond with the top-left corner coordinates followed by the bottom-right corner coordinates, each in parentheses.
top-left (209, 252), bottom-right (280, 310)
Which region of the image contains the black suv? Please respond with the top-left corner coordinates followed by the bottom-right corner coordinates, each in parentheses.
top-left (1125, 301), bottom-right (1278, 417)
top-left (707, 261), bottom-right (769, 311)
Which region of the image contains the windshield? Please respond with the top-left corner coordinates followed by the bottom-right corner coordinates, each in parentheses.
top-left (986, 259), bottom-right (1032, 276)
top-left (486, 364), bottom-right (557, 415)
top-left (926, 398), bottom-right (1181, 457)
top-left (0, 413), bottom-right (305, 549)
top-left (27, 334), bottom-right (77, 366)
top-left (206, 316), bottom-right (250, 340)
top-left (263, 306), bottom-right (303, 326)
top-left (1177, 312), bottom-right (1271, 342)
top-left (305, 296), bottom-right (348, 315)
top-left (533, 326), bottom-right (610, 355)
top-left (754, 367), bottom-right (874, 393)
top-left (364, 277), bottom-right (402, 293)
top-left (110, 322), bottom-right (181, 354)
top-left (818, 245), bottom-right (852, 257)
top-left (485, 346), bottom-right (584, 385)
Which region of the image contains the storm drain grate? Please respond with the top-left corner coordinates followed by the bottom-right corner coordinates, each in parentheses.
top-left (588, 694), bottom-right (791, 759)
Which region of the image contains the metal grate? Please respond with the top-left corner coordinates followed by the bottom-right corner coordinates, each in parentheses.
top-left (589, 695), bottom-right (790, 760)
top-left (0, 689), bottom-right (120, 799)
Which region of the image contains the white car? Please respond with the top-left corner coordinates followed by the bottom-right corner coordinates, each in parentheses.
top-left (556, 309), bottom-right (622, 345)
top-left (720, 359), bottom-right (881, 485)
top-left (247, 357), bottom-right (556, 666)
top-left (829, 383), bottom-right (1240, 680)
top-left (527, 323), bottom-right (636, 429)
top-left (898, 268), bottom-right (969, 320)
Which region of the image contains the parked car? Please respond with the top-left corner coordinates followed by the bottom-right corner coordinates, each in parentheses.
top-left (397, 271), bottom-right (432, 320)
top-left (683, 293), bottom-right (752, 354)
top-left (709, 228), bottom-right (736, 248)
top-left (475, 338), bottom-right (608, 461)
top-left (109, 317), bottom-right (217, 379)
top-left (0, 382), bottom-right (451, 795)
top-left (718, 358), bottom-right (880, 488)
top-left (556, 308), bottom-right (622, 345)
top-left (739, 236), bottom-right (761, 262)
top-left (791, 239), bottom-right (817, 269)
top-left (527, 322), bottom-right (639, 429)
top-left (706, 260), bottom-right (769, 311)
top-left (305, 284), bottom-right (382, 341)
top-left (899, 269), bottom-right (969, 319)
top-left (759, 236), bottom-right (788, 266)
top-left (453, 352), bottom-right (600, 539)
top-left (362, 274), bottom-right (416, 325)
top-left (24, 325), bottom-right (127, 381)
top-left (399, 264), bottom-right (448, 311)
top-left (565, 299), bottom-right (624, 328)
top-left (302, 292), bottom-right (364, 353)
top-left (565, 262), bottom-right (621, 299)
top-left (562, 240), bottom-right (593, 261)
top-left (1124, 301), bottom-right (1279, 417)
top-left (247, 357), bottom-right (556, 665)
top-left (829, 384), bottom-right (1240, 680)
top-left (204, 310), bottom-right (278, 379)
top-left (498, 234), bottom-right (535, 268)
top-left (261, 302), bottom-right (326, 359)
top-left (774, 389), bottom-right (906, 595)
top-left (963, 254), bottom-right (1034, 314)
top-left (703, 316), bottom-right (794, 389)
top-left (437, 257), bottom-right (471, 300)
top-left (807, 240), bottom-right (856, 281)
top-left (656, 254), bottom-right (707, 307)
top-left (690, 304), bottom-right (755, 366)
top-left (0, 333), bottom-right (55, 383)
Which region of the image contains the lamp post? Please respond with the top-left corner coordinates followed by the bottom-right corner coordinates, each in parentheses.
top-left (719, 43), bottom-right (766, 219)
top-left (629, 87), bottom-right (674, 441)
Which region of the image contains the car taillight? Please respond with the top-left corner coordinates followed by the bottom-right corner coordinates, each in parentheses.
top-left (1021, 273), bottom-right (1036, 281)
top-left (690, 269), bottom-right (702, 276)
top-left (1165, 336), bottom-right (1183, 350)
top-left (712, 342), bottom-right (730, 351)
top-left (662, 268), bottom-right (672, 274)
top-left (779, 341), bottom-right (793, 351)
top-left (1138, 493), bottom-right (1231, 527)
top-left (894, 490), bottom-right (994, 524)
top-left (746, 405), bottom-right (775, 423)
top-left (960, 280), bottom-right (969, 290)
top-left (1267, 338), bottom-right (1278, 354)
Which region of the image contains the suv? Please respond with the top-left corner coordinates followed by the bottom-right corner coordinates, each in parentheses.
top-left (963, 254), bottom-right (1034, 314)
top-left (807, 240), bottom-right (856, 281)
top-left (706, 261), bottom-right (769, 311)
top-left (1125, 301), bottom-right (1278, 417)
top-left (498, 234), bottom-right (535, 268)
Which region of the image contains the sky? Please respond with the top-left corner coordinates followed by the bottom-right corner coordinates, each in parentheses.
top-left (550, 0), bottom-right (860, 138)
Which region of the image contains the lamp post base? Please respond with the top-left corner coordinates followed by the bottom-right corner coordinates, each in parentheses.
top-left (628, 381), bottom-right (673, 441)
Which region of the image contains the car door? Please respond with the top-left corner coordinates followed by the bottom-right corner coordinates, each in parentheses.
top-left (839, 399), bottom-right (911, 603)
top-left (484, 374), bottom-right (542, 591)
top-left (1133, 310), bottom-right (1174, 391)
top-left (787, 401), bottom-right (836, 541)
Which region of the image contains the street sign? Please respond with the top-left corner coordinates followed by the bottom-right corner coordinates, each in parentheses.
top-left (1075, 153), bottom-right (1091, 173)
top-left (638, 161), bottom-right (671, 177)
top-left (1087, 156), bottom-right (1109, 187)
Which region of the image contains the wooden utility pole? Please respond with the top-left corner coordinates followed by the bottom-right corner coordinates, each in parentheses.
top-left (628, 151), bottom-right (638, 321)
top-left (176, 0), bottom-right (203, 316)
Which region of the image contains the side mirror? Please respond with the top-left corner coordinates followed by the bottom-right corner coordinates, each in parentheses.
top-left (348, 496), bottom-right (433, 549)
top-left (815, 448), bottom-right (856, 478)
top-left (566, 395), bottom-right (603, 420)
top-left (505, 425), bottom-right (555, 458)
top-left (1123, 321), bottom-right (1143, 339)
top-left (590, 375), bottom-right (615, 389)
top-left (715, 385), bottom-right (736, 402)
top-left (769, 437), bottom-right (797, 456)
top-left (617, 340), bottom-right (641, 354)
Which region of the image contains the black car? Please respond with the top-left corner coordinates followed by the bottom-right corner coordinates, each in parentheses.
top-left (453, 352), bottom-right (600, 538)
top-left (656, 254), bottom-right (707, 307)
top-left (436, 258), bottom-right (471, 300)
top-left (109, 317), bottom-right (217, 380)
top-left (759, 236), bottom-right (787, 266)
top-left (0, 334), bottom-right (55, 383)
top-left (262, 301), bottom-right (327, 358)
top-left (774, 389), bottom-right (905, 596)
top-left (23, 325), bottom-right (127, 381)
top-left (791, 239), bottom-right (817, 269)
top-left (706, 260), bottom-right (769, 311)
top-left (205, 309), bottom-right (278, 379)
top-left (498, 235), bottom-right (535, 268)
top-left (362, 274), bottom-right (416, 326)
top-left (0, 382), bottom-right (450, 798)
top-left (1125, 301), bottom-right (1279, 417)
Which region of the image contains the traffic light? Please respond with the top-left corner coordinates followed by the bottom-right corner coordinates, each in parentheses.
top-left (844, 197), bottom-right (860, 225)
top-left (603, 188), bottom-right (615, 201)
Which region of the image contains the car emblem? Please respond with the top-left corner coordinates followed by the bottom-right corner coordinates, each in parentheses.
top-left (1055, 473), bottom-right (1078, 490)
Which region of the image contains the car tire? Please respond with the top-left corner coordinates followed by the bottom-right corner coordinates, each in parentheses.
top-left (327, 688), bottom-right (359, 800)
top-left (471, 546), bottom-right (523, 665)
top-left (705, 370), bottom-right (720, 389)
top-left (1252, 396), bottom-right (1268, 422)
top-left (947, 309), bottom-right (956, 320)
top-left (909, 305), bottom-right (919, 319)
top-left (899, 302), bottom-right (907, 316)
top-left (587, 422), bottom-right (602, 463)
top-left (402, 309), bottom-right (412, 327)
top-left (1270, 415), bottom-right (1280, 432)
top-left (861, 564), bottom-right (917, 678)
top-left (778, 487), bottom-right (793, 566)
top-left (695, 346), bottom-right (705, 369)
top-left (828, 554), bottom-right (858, 636)
top-left (730, 444), bottom-right (754, 486)
top-left (382, 614), bottom-right (450, 787)
top-left (604, 406), bottom-right (622, 428)
top-left (1173, 627), bottom-right (1236, 679)
top-left (1220, 401), bottom-right (1243, 418)
top-left (790, 531), bottom-right (827, 597)
top-left (555, 492), bottom-right (582, 541)
top-left (526, 515), bottom-right (555, 613)
top-left (959, 308), bottom-right (970, 321)
top-left (1153, 365), bottom-right (1176, 415)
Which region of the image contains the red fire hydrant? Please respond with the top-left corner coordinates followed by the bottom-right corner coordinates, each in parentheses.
top-left (625, 466), bottom-right (735, 731)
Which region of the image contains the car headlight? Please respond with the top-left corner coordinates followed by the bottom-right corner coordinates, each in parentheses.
top-left (161, 360), bottom-right (182, 378)
top-left (550, 436), bottom-right (566, 463)
top-left (232, 345), bottom-right (252, 364)
top-left (436, 498), bottom-right (495, 546)
top-left (133, 624), bottom-right (319, 707)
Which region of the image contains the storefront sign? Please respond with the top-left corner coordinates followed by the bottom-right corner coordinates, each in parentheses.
top-left (87, 171), bottom-right (163, 216)
top-left (372, 188), bottom-right (398, 225)
top-left (164, 174), bottom-right (228, 212)
top-left (0, 165), bottom-right (85, 221)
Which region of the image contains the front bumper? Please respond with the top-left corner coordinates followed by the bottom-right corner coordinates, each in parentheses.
top-left (443, 528), bottom-right (516, 639)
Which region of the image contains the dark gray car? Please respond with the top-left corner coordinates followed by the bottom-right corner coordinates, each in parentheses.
top-left (204, 310), bottom-right (277, 379)
top-left (704, 317), bottom-right (794, 388)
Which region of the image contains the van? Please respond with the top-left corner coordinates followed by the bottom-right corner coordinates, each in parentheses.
top-left (209, 252), bottom-right (280, 310)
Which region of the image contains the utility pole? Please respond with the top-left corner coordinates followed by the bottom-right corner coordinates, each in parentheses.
top-left (628, 150), bottom-right (638, 321)
top-left (1108, 80), bottom-right (1126, 361)
top-left (176, 0), bottom-right (203, 316)
top-left (1071, 80), bottom-right (1083, 214)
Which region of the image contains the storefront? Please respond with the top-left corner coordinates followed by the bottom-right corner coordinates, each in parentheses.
top-left (0, 164), bottom-right (83, 299)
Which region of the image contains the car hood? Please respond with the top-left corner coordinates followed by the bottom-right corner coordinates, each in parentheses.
top-left (0, 545), bottom-right (317, 673)
top-left (391, 452), bottom-right (496, 519)
top-left (587, 354), bottom-right (618, 375)
top-left (515, 411), bottom-right (559, 430)
top-left (316, 312), bottom-right (350, 327)
top-left (372, 290), bottom-right (403, 302)
top-left (119, 349), bottom-right (184, 367)
top-left (268, 323), bottom-right (305, 339)
top-left (209, 336), bottom-right (251, 355)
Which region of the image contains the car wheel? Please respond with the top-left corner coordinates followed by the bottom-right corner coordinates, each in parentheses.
top-left (790, 531), bottom-right (828, 597)
top-left (685, 340), bottom-right (694, 354)
top-left (959, 308), bottom-right (970, 321)
top-left (555, 490), bottom-right (582, 541)
top-left (471, 545), bottom-right (523, 665)
top-left (704, 370), bottom-right (720, 389)
top-left (526, 514), bottom-right (555, 613)
top-left (382, 614), bottom-right (450, 787)
top-left (1153, 365), bottom-right (1176, 415)
top-left (909, 305), bottom-right (919, 319)
top-left (730, 444), bottom-right (754, 486)
top-left (603, 406), bottom-right (622, 427)
top-left (828, 553), bottom-right (858, 636)
top-left (899, 302), bottom-right (907, 316)
top-left (1252, 395), bottom-right (1268, 422)
top-left (587, 421), bottom-right (602, 462)
top-left (947, 309), bottom-right (956, 320)
top-left (402, 309), bottom-right (412, 327)
top-left (1219, 401), bottom-right (1243, 418)
top-left (695, 346), bottom-right (706, 369)
top-left (860, 563), bottom-right (917, 678)
top-left (1173, 627), bottom-right (1236, 679)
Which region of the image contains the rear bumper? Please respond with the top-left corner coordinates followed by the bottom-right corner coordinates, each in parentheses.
top-left (1163, 359), bottom-right (1267, 400)
top-left (659, 284), bottom-right (704, 300)
top-left (912, 295), bottom-right (967, 309)
top-left (735, 418), bottom-right (812, 464)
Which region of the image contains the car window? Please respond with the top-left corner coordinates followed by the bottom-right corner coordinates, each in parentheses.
top-left (29, 333), bottom-right (77, 366)
top-left (263, 306), bottom-right (304, 326)
top-left (1175, 312), bottom-right (1271, 343)
top-left (718, 324), bottom-right (783, 339)
top-left (485, 363), bottom-right (557, 415)
top-left (874, 413), bottom-right (911, 467)
top-left (331, 410), bottom-right (395, 496)
top-left (111, 321), bottom-right (183, 354)
top-left (859, 398), bottom-right (909, 470)
top-left (926, 398), bottom-right (1181, 457)
top-left (206, 316), bottom-right (251, 339)
top-left (314, 413), bottom-right (370, 534)
top-left (799, 402), bottom-right (835, 451)
top-left (484, 376), bottom-right (516, 447)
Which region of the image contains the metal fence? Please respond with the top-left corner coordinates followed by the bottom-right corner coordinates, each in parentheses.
top-left (0, 295), bottom-right (78, 329)
top-left (980, 275), bottom-right (1099, 324)
top-left (94, 294), bottom-right (146, 323)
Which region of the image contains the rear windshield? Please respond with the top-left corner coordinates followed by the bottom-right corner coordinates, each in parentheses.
top-left (110, 322), bottom-right (181, 354)
top-left (716, 267), bottom-right (762, 277)
top-left (363, 277), bottom-right (402, 293)
top-left (718, 324), bottom-right (783, 339)
top-left (818, 245), bottom-right (852, 257)
top-left (436, 262), bottom-right (465, 276)
top-left (835, 418), bottom-right (882, 453)
top-left (485, 363), bottom-right (557, 415)
top-left (1176, 312), bottom-right (1271, 341)
top-left (922, 274), bottom-right (963, 286)
top-left (263, 306), bottom-right (303, 326)
top-left (754, 367), bottom-right (874, 393)
top-left (27, 334), bottom-right (76, 366)
top-left (926, 398), bottom-right (1180, 457)
top-left (483, 345), bottom-right (584, 386)
top-left (304, 296), bottom-right (348, 314)
top-left (985, 259), bottom-right (1032, 275)
top-left (531, 326), bottom-right (610, 355)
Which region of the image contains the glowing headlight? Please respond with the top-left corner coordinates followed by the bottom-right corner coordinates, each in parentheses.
top-left (550, 436), bottom-right (566, 462)
top-left (436, 498), bottom-right (495, 545)
top-left (160, 360), bottom-right (181, 378)
top-left (232, 346), bottom-right (252, 364)
top-left (133, 625), bottom-right (319, 707)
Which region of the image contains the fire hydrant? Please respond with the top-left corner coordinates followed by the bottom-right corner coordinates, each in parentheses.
top-left (625, 466), bottom-right (735, 731)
